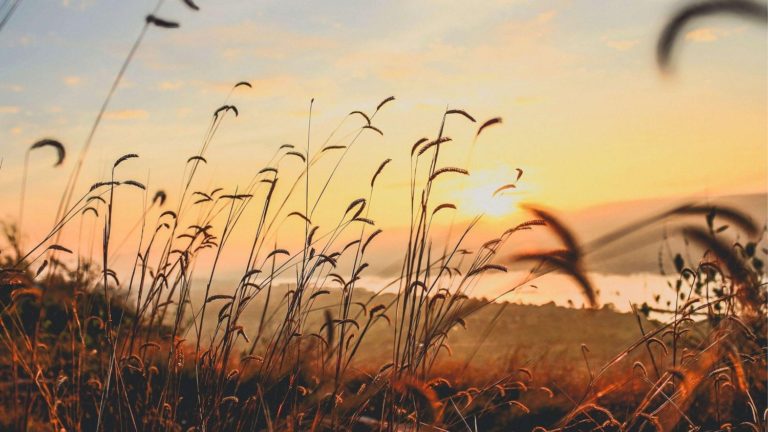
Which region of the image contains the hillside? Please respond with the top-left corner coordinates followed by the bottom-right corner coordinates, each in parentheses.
top-left (195, 283), bottom-right (660, 376)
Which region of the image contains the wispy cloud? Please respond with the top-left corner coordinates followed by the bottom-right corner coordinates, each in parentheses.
top-left (156, 20), bottom-right (337, 65)
top-left (60, 0), bottom-right (96, 10)
top-left (603, 38), bottom-right (639, 51)
top-left (201, 75), bottom-right (338, 101)
top-left (684, 26), bottom-right (741, 43)
top-left (103, 109), bottom-right (148, 120)
top-left (496, 9), bottom-right (558, 42)
top-left (685, 27), bottom-right (719, 42)
top-left (63, 76), bottom-right (81, 87)
top-left (0, 106), bottom-right (20, 114)
top-left (1, 84), bottom-right (24, 93)
top-left (157, 80), bottom-right (184, 91)
top-left (331, 8), bottom-right (568, 86)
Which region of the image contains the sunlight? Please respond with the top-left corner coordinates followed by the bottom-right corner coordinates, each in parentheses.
top-left (1, 1), bottom-right (764, 428)
top-left (453, 166), bottom-right (527, 219)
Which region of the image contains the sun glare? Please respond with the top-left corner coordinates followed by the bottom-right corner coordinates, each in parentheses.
top-left (453, 166), bottom-right (527, 218)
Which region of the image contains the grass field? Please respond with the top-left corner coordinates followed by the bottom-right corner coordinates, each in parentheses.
top-left (0, 0), bottom-right (766, 431)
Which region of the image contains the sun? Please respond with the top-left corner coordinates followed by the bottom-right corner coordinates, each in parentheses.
top-left (452, 166), bottom-right (527, 219)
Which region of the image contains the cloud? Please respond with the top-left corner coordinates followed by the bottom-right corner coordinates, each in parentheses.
top-left (496, 9), bottom-right (558, 42)
top-left (118, 79), bottom-right (136, 89)
top-left (61, 0), bottom-right (95, 10)
top-left (334, 41), bottom-right (465, 82)
top-left (603, 38), bottom-right (639, 51)
top-left (685, 27), bottom-right (719, 42)
top-left (331, 8), bottom-right (567, 86)
top-left (684, 26), bottom-right (741, 43)
top-left (11, 127), bottom-right (22, 135)
top-left (200, 75), bottom-right (338, 102)
top-left (0, 106), bottom-right (20, 114)
top-left (535, 10), bottom-right (557, 25)
top-left (63, 76), bottom-right (81, 86)
top-left (1, 84), bottom-right (24, 93)
top-left (156, 20), bottom-right (337, 65)
top-left (157, 80), bottom-right (184, 91)
top-left (103, 109), bottom-right (149, 120)
top-left (466, 9), bottom-right (575, 78)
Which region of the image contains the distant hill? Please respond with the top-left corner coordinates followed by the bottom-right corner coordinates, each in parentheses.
top-left (571, 192), bottom-right (767, 275)
top-left (195, 283), bottom-right (661, 379)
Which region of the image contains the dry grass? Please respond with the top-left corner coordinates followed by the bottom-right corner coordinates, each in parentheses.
top-left (0, 2), bottom-right (766, 431)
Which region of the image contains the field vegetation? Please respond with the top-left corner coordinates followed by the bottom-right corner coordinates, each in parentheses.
top-left (0, 0), bottom-right (766, 430)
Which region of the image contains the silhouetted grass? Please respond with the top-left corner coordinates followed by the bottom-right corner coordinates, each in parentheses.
top-left (0, 3), bottom-right (766, 431)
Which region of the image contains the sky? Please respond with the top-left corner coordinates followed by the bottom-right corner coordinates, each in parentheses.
top-left (0, 0), bottom-right (766, 306)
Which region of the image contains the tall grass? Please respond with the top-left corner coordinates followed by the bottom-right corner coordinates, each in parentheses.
top-left (1, 96), bottom-right (764, 430)
top-left (0, 2), bottom-right (765, 431)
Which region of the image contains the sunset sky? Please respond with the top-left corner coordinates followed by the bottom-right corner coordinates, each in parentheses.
top-left (0, 0), bottom-right (765, 305)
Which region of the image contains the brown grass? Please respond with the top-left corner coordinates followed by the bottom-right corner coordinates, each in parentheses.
top-left (0, 4), bottom-right (765, 431)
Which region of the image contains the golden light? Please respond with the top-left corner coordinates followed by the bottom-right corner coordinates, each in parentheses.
top-left (452, 166), bottom-right (527, 219)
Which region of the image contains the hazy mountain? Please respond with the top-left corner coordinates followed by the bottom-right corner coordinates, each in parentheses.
top-left (573, 192), bottom-right (766, 274)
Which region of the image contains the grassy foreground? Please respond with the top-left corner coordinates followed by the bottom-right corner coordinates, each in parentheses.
top-left (1, 0), bottom-right (766, 431)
